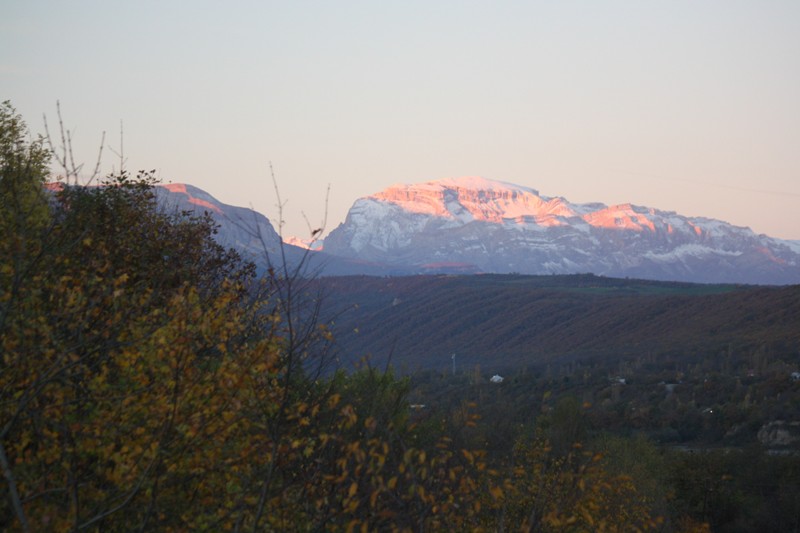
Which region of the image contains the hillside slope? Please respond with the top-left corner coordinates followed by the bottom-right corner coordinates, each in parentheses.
top-left (317, 274), bottom-right (800, 372)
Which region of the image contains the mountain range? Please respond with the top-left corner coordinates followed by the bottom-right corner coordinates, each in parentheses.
top-left (157, 177), bottom-right (800, 285)
top-left (154, 183), bottom-right (389, 276)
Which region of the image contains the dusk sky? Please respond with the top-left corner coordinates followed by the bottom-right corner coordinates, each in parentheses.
top-left (4, 1), bottom-right (799, 240)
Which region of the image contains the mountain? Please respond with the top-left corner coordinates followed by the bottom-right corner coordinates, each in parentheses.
top-left (155, 183), bottom-right (393, 276)
top-left (322, 177), bottom-right (800, 284)
top-left (157, 183), bottom-right (288, 265)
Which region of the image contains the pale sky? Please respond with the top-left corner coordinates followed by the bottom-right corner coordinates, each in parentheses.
top-left (3, 1), bottom-right (799, 240)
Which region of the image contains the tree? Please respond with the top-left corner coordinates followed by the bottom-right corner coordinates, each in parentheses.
top-left (0, 99), bottom-right (53, 533)
top-left (496, 438), bottom-right (660, 532)
top-left (1, 105), bottom-right (261, 529)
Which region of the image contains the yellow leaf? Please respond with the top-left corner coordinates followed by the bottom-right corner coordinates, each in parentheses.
top-left (580, 507), bottom-right (594, 526)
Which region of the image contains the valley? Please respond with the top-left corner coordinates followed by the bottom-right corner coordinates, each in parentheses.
top-left (314, 274), bottom-right (800, 530)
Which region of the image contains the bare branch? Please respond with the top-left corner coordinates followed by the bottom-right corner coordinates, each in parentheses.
top-left (87, 130), bottom-right (106, 184)
top-left (66, 128), bottom-right (82, 181)
top-left (43, 101), bottom-right (105, 185)
top-left (300, 184), bottom-right (329, 242)
top-left (107, 120), bottom-right (126, 174)
top-left (269, 161), bottom-right (287, 238)
top-left (0, 441), bottom-right (30, 532)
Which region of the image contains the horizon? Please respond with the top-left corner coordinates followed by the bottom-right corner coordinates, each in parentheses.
top-left (4, 2), bottom-right (799, 240)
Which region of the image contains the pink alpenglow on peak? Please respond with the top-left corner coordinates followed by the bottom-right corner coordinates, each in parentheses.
top-left (321, 176), bottom-right (800, 284)
top-left (160, 183), bottom-right (223, 214)
top-left (582, 204), bottom-right (658, 233)
top-left (366, 177), bottom-right (704, 234)
top-left (370, 176), bottom-right (578, 226)
top-left (284, 236), bottom-right (323, 251)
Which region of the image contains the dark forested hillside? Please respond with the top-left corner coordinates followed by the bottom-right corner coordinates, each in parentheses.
top-left (317, 274), bottom-right (800, 373)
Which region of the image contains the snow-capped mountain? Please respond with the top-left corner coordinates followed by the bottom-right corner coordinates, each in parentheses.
top-left (155, 183), bottom-right (395, 276)
top-left (157, 183), bottom-right (286, 264)
top-left (283, 236), bottom-right (324, 251)
top-left (322, 177), bottom-right (800, 284)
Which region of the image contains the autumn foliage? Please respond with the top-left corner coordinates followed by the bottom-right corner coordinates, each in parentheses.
top-left (1, 102), bottom-right (667, 531)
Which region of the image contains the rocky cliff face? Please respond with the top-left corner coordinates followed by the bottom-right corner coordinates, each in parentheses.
top-left (157, 183), bottom-right (284, 264)
top-left (322, 177), bottom-right (800, 284)
top-left (155, 183), bottom-right (398, 276)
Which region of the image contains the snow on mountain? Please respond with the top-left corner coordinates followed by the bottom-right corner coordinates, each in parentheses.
top-left (155, 183), bottom-right (396, 276)
top-left (157, 183), bottom-right (284, 262)
top-left (322, 177), bottom-right (800, 284)
top-left (284, 236), bottom-right (324, 251)
top-left (370, 176), bottom-right (582, 225)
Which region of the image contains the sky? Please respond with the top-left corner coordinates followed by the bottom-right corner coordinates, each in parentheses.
top-left (3, 1), bottom-right (800, 240)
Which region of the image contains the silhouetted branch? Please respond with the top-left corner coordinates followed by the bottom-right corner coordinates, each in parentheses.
top-left (43, 101), bottom-right (105, 185)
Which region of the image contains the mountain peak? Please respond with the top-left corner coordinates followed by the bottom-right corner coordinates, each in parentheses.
top-left (160, 183), bottom-right (223, 214)
top-left (400, 176), bottom-right (539, 195)
top-left (322, 176), bottom-right (800, 284)
top-left (370, 176), bottom-right (574, 224)
top-left (376, 176), bottom-right (540, 200)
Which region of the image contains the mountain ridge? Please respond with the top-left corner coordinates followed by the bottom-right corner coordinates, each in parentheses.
top-left (154, 182), bottom-right (398, 276)
top-left (322, 177), bottom-right (800, 284)
top-left (154, 177), bottom-right (800, 284)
